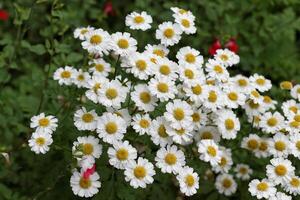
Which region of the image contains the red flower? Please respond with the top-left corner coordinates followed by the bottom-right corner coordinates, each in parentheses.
top-left (0, 9), bottom-right (9, 21)
top-left (83, 164), bottom-right (96, 179)
top-left (225, 38), bottom-right (239, 53)
top-left (103, 1), bottom-right (116, 16)
top-left (208, 39), bottom-right (222, 56)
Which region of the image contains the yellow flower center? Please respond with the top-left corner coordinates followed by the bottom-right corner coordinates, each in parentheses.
top-left (105, 122), bottom-right (118, 134)
top-left (159, 65), bottom-right (171, 75)
top-left (213, 65), bottom-right (223, 74)
top-left (267, 117), bottom-right (278, 127)
top-left (275, 141), bottom-right (286, 151)
top-left (251, 90), bottom-right (260, 98)
top-left (222, 179), bottom-right (232, 188)
top-left (238, 79), bottom-right (247, 86)
top-left (90, 35), bottom-right (102, 45)
top-left (117, 39), bottom-right (129, 49)
top-left (139, 119), bottom-right (150, 128)
top-left (239, 167), bottom-right (248, 174)
top-left (116, 148), bottom-right (129, 160)
top-left (206, 79), bottom-right (216, 85)
top-left (192, 113), bottom-right (200, 122)
top-left (275, 165), bottom-right (287, 176)
top-left (95, 64), bottom-right (104, 72)
top-left (220, 54), bottom-right (229, 61)
top-left (247, 139), bottom-right (259, 150)
top-left (179, 9), bottom-right (188, 14)
top-left (259, 141), bottom-right (268, 151)
top-left (249, 100), bottom-right (259, 109)
top-left (79, 178), bottom-right (91, 189)
top-left (134, 166), bottom-right (146, 179)
top-left (228, 92), bottom-right (238, 101)
top-left (290, 121), bottom-right (300, 128)
top-left (192, 84), bottom-right (202, 95)
top-left (173, 108), bottom-right (185, 120)
top-left (207, 146), bottom-right (217, 157)
top-left (93, 83), bottom-right (101, 92)
top-left (82, 143), bottom-right (94, 155)
top-left (134, 16), bottom-right (144, 24)
top-left (201, 132), bottom-right (213, 140)
top-left (153, 49), bottom-right (165, 57)
top-left (175, 128), bottom-right (185, 135)
top-left (208, 91), bottom-right (217, 103)
top-left (185, 53), bottom-right (196, 63)
top-left (139, 92), bottom-right (151, 103)
top-left (82, 113), bottom-right (94, 123)
top-left (181, 19), bottom-right (190, 28)
top-left (290, 178), bottom-right (300, 187)
top-left (185, 175), bottom-right (195, 187)
top-left (220, 157), bottom-right (227, 166)
top-left (158, 125), bottom-right (168, 138)
top-left (297, 88), bottom-right (300, 94)
top-left (136, 60), bottom-right (147, 71)
top-left (289, 106), bottom-right (298, 114)
top-left (35, 137), bottom-right (45, 146)
top-left (296, 141), bottom-right (300, 150)
top-left (256, 78), bottom-right (265, 85)
top-left (77, 74), bottom-right (85, 81)
top-left (280, 81), bottom-right (293, 90)
top-left (294, 115), bottom-right (300, 122)
top-left (61, 71), bottom-right (71, 78)
top-left (263, 96), bottom-right (272, 103)
top-left (164, 153), bottom-right (177, 165)
top-left (184, 69), bottom-right (194, 79)
top-left (257, 182), bottom-right (269, 191)
top-left (80, 29), bottom-right (88, 34)
top-left (157, 83), bottom-right (169, 93)
top-left (225, 119), bottom-right (235, 130)
top-left (105, 88), bottom-right (118, 99)
top-left (38, 118), bottom-right (50, 127)
top-left (163, 28), bottom-right (175, 38)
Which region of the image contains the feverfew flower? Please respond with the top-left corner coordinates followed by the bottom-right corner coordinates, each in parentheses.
top-left (234, 164), bottom-right (253, 180)
top-left (291, 84), bottom-right (300, 101)
top-left (131, 84), bottom-right (158, 112)
top-left (214, 49), bottom-right (239, 67)
top-left (216, 109), bottom-right (240, 140)
top-left (174, 12), bottom-right (196, 34)
top-left (72, 136), bottom-right (102, 159)
top-left (198, 139), bottom-right (222, 166)
top-left (149, 117), bottom-right (173, 147)
top-left (248, 179), bottom-right (277, 199)
top-left (110, 32), bottom-right (137, 56)
top-left (155, 21), bottom-right (182, 46)
top-left (148, 77), bottom-right (177, 101)
top-left (88, 58), bottom-right (111, 77)
top-left (176, 166), bottom-right (199, 196)
top-left (30, 113), bottom-right (58, 134)
top-left (266, 157), bottom-right (295, 185)
top-left (81, 28), bottom-right (110, 55)
top-left (215, 174), bottom-right (237, 196)
top-left (250, 73), bottom-right (272, 92)
top-left (53, 66), bottom-right (76, 86)
top-left (125, 11), bottom-right (152, 30)
top-left (74, 26), bottom-right (94, 40)
top-left (73, 69), bottom-right (90, 88)
top-left (131, 114), bottom-right (152, 135)
top-left (74, 107), bottom-right (98, 131)
top-left (28, 131), bottom-right (53, 154)
top-left (176, 46), bottom-right (203, 67)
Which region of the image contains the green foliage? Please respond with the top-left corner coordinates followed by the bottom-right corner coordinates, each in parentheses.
top-left (1, 0), bottom-right (300, 199)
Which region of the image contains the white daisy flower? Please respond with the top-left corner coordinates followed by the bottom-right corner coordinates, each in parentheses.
top-left (170, 7), bottom-right (193, 17)
top-left (205, 59), bottom-right (229, 82)
top-left (148, 77), bottom-right (177, 102)
top-left (131, 84), bottom-right (158, 112)
top-left (248, 179), bottom-right (277, 199)
top-left (144, 44), bottom-right (169, 58)
top-left (215, 174), bottom-right (237, 196)
top-left (216, 109), bottom-right (240, 139)
top-left (249, 73), bottom-right (272, 92)
top-left (182, 82), bottom-right (207, 104)
top-left (97, 113), bottom-right (127, 144)
top-left (85, 74), bottom-right (108, 103)
top-left (164, 99), bottom-right (193, 129)
top-left (194, 126), bottom-right (221, 143)
top-left (28, 131), bottom-right (53, 154)
top-left (153, 57), bottom-right (178, 80)
top-left (249, 89), bottom-right (263, 104)
top-left (73, 107), bottom-right (98, 131)
top-left (223, 86), bottom-right (246, 109)
top-left (125, 11), bottom-right (152, 31)
top-left (259, 111), bottom-right (285, 134)
top-left (212, 147), bottom-right (233, 173)
top-left (155, 145), bottom-right (186, 174)
top-left (269, 192), bottom-right (292, 200)
top-left (262, 95), bottom-right (277, 110)
top-left (234, 164), bottom-right (253, 180)
top-left (178, 64), bottom-right (205, 86)
top-left (176, 46), bottom-right (203, 67)
top-left (53, 66), bottom-right (76, 86)
top-left (107, 140), bottom-right (137, 169)
top-left (98, 79), bottom-right (129, 108)
top-left (229, 75), bottom-right (253, 95)
top-left (124, 157), bottom-right (155, 188)
top-left (166, 126), bottom-right (194, 144)
top-left (155, 21), bottom-right (182, 46)
top-left (283, 176), bottom-right (300, 196)
top-left (255, 137), bottom-right (271, 158)
top-left (131, 114), bottom-right (152, 135)
top-left (72, 136), bottom-right (102, 159)
top-left (73, 26), bottom-right (94, 40)
top-left (122, 52), bottom-right (153, 80)
top-left (269, 133), bottom-right (290, 158)
top-left (266, 157), bottom-right (295, 185)
top-left (241, 133), bottom-right (260, 152)
top-left (282, 100), bottom-right (300, 117)
top-left (291, 84), bottom-right (300, 101)
top-left (30, 113), bottom-right (58, 134)
top-left (88, 58), bottom-right (111, 77)
top-left (190, 107), bottom-right (208, 130)
top-left (243, 100), bottom-right (266, 117)
top-left (214, 49), bottom-right (240, 67)
top-left (73, 69), bottom-right (90, 88)
top-left (81, 28), bottom-right (110, 55)
top-left (70, 169), bottom-right (101, 198)
top-left (110, 32), bottom-right (137, 56)
top-left (176, 166), bottom-right (199, 196)
top-left (198, 139), bottom-right (222, 166)
top-left (149, 116), bottom-right (173, 147)
top-left (106, 108), bottom-right (132, 126)
top-left (202, 85), bottom-right (225, 111)
top-left (174, 13), bottom-right (196, 34)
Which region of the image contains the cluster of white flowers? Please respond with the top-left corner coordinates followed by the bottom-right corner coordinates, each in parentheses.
top-left (29, 6), bottom-right (300, 199)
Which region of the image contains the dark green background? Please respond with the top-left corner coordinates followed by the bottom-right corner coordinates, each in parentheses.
top-left (1, 0), bottom-right (300, 199)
